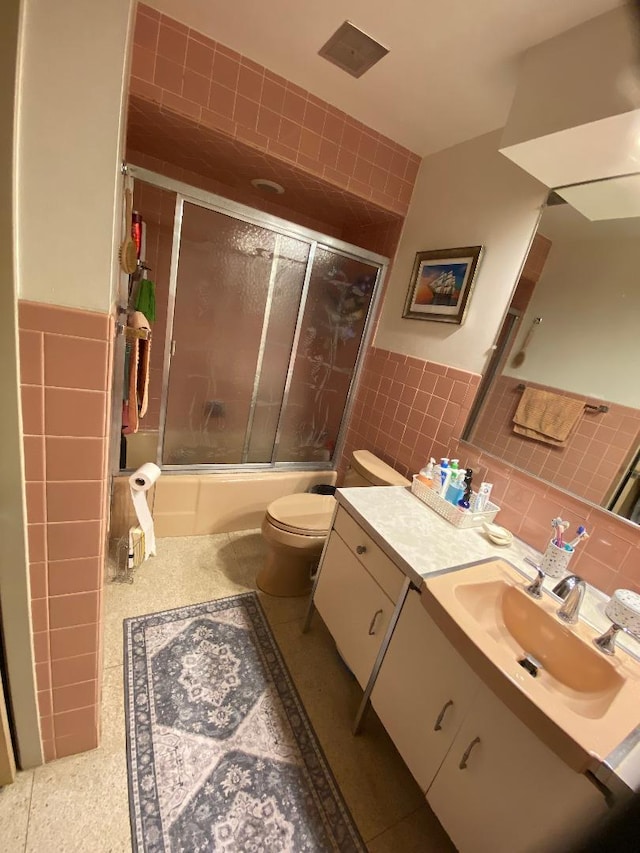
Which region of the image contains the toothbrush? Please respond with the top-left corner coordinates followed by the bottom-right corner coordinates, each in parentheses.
top-left (552, 517), bottom-right (569, 548)
top-left (568, 526), bottom-right (589, 549)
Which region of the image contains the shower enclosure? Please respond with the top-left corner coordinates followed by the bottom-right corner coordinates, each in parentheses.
top-left (120, 166), bottom-right (387, 471)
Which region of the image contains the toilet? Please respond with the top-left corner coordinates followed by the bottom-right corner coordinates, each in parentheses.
top-left (257, 451), bottom-right (410, 597)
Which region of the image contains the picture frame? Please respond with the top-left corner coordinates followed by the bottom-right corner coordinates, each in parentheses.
top-left (402, 245), bottom-right (483, 324)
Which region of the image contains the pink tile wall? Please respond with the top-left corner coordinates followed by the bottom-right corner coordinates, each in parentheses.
top-left (130, 149), bottom-right (345, 240)
top-left (131, 4), bottom-right (420, 216)
top-left (340, 347), bottom-right (481, 481)
top-left (340, 346), bottom-right (640, 595)
top-left (448, 441), bottom-right (640, 596)
top-left (472, 375), bottom-right (640, 506)
top-left (19, 301), bottom-right (111, 761)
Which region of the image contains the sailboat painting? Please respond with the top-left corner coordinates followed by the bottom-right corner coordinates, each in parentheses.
top-left (402, 245), bottom-right (483, 324)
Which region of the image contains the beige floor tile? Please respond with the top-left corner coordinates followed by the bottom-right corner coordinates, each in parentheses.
top-left (26, 749), bottom-right (131, 853)
top-left (103, 533), bottom-right (248, 668)
top-left (367, 804), bottom-right (455, 852)
top-left (21, 530), bottom-right (446, 852)
top-left (272, 616), bottom-right (425, 842)
top-left (0, 770), bottom-right (33, 853)
top-left (100, 665), bottom-right (126, 754)
top-left (257, 588), bottom-right (312, 626)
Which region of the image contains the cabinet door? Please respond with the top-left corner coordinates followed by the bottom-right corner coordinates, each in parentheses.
top-left (427, 685), bottom-right (607, 853)
top-left (371, 589), bottom-right (480, 792)
top-left (314, 531), bottom-right (393, 688)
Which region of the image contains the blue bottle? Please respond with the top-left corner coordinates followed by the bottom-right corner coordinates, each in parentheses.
top-left (446, 469), bottom-right (465, 506)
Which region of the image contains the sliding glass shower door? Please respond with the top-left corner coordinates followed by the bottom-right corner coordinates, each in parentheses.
top-left (162, 202), bottom-right (309, 464)
top-left (159, 192), bottom-right (382, 468)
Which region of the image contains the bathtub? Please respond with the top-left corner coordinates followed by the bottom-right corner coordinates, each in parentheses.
top-left (110, 467), bottom-right (337, 540)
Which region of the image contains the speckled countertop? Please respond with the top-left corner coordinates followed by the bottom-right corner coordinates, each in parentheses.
top-left (336, 485), bottom-right (640, 793)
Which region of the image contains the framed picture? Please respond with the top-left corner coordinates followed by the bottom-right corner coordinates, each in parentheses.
top-left (402, 245), bottom-right (483, 324)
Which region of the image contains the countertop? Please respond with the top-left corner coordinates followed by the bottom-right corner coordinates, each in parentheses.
top-left (335, 485), bottom-right (640, 794)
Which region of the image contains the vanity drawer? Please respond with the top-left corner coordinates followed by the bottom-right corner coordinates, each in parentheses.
top-left (333, 506), bottom-right (404, 601)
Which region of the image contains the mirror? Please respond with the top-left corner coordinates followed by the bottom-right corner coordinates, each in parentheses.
top-left (463, 173), bottom-right (640, 526)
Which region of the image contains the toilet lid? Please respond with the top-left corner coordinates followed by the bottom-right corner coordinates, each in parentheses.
top-left (351, 449), bottom-right (411, 486)
top-left (266, 493), bottom-right (335, 535)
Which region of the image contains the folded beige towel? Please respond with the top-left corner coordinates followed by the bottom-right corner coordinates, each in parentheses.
top-left (513, 387), bottom-right (584, 447)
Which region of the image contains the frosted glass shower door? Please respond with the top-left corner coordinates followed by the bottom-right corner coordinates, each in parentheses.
top-left (274, 247), bottom-right (379, 463)
top-left (162, 201), bottom-right (309, 465)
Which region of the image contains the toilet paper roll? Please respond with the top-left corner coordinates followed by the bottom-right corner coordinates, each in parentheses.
top-left (129, 462), bottom-right (161, 559)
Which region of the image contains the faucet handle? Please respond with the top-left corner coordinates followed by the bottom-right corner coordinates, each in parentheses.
top-left (525, 567), bottom-right (546, 599)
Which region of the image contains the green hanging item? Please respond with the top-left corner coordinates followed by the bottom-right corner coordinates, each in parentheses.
top-left (135, 278), bottom-right (156, 323)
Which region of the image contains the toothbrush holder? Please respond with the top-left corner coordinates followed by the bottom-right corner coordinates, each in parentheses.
top-left (540, 539), bottom-right (573, 579)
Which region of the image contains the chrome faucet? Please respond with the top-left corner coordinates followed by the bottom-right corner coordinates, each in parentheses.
top-left (554, 575), bottom-right (586, 625)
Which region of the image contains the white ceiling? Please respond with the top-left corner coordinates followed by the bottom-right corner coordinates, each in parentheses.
top-left (149, 0), bottom-right (624, 155)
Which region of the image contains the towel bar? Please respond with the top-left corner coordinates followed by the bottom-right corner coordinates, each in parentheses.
top-left (514, 384), bottom-right (608, 413)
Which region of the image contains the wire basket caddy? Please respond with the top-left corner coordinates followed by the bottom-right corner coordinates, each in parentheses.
top-left (109, 527), bottom-right (146, 584)
top-left (411, 476), bottom-right (500, 529)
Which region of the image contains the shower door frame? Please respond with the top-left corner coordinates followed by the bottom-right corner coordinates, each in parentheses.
top-left (126, 164), bottom-right (389, 473)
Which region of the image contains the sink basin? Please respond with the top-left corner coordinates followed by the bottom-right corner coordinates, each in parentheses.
top-left (422, 558), bottom-right (640, 771)
top-left (455, 579), bottom-right (622, 697)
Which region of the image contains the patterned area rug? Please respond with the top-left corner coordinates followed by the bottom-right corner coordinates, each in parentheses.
top-left (124, 592), bottom-right (365, 852)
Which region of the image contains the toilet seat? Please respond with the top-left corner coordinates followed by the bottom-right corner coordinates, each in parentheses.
top-left (265, 493), bottom-right (335, 536)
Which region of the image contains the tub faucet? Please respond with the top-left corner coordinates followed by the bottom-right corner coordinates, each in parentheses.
top-left (554, 575), bottom-right (586, 625)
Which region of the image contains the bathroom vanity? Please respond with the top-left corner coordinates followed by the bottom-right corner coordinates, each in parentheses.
top-left (306, 487), bottom-right (640, 852)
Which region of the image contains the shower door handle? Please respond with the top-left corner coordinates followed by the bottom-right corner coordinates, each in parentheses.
top-left (170, 340), bottom-right (176, 357)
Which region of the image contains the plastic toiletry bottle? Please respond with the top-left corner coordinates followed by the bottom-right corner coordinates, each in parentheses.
top-left (458, 469), bottom-right (473, 509)
top-left (417, 458), bottom-right (436, 488)
top-left (446, 468), bottom-right (465, 506)
top-left (443, 463), bottom-right (455, 503)
top-left (438, 458), bottom-right (451, 498)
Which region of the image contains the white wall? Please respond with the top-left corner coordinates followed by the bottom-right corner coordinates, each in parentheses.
top-left (504, 233), bottom-right (640, 408)
top-left (375, 130), bottom-right (547, 374)
top-left (16, 0), bottom-right (133, 313)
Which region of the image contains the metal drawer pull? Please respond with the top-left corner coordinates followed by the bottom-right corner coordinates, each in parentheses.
top-left (433, 699), bottom-right (454, 731)
top-left (368, 609), bottom-right (383, 635)
top-left (458, 736), bottom-right (481, 770)
top-left (356, 544), bottom-right (367, 555)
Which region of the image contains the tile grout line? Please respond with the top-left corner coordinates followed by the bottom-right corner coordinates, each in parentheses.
top-left (23, 769), bottom-right (35, 853)
top-left (362, 801), bottom-right (426, 846)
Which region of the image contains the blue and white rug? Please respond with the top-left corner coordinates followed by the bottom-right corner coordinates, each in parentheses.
top-left (124, 592), bottom-right (365, 852)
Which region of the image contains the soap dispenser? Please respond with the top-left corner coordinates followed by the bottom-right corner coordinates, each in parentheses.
top-left (417, 458), bottom-right (436, 488)
top-left (438, 458), bottom-right (451, 497)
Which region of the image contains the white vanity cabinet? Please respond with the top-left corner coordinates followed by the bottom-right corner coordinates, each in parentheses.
top-left (371, 589), bottom-right (607, 853)
top-left (427, 682), bottom-right (607, 853)
top-left (370, 589), bottom-right (481, 792)
top-left (313, 507), bottom-right (405, 688)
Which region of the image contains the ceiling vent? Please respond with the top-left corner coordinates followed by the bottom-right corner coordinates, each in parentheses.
top-left (251, 178), bottom-right (285, 194)
top-left (318, 21), bottom-right (389, 79)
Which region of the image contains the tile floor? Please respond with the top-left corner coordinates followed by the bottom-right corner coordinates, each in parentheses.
top-left (0, 530), bottom-right (453, 852)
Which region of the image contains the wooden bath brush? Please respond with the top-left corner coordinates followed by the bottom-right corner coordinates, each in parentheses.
top-left (511, 316), bottom-right (541, 368)
top-left (119, 188), bottom-right (138, 274)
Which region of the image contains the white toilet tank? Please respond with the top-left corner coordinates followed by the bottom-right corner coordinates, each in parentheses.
top-left (343, 450), bottom-right (410, 488)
